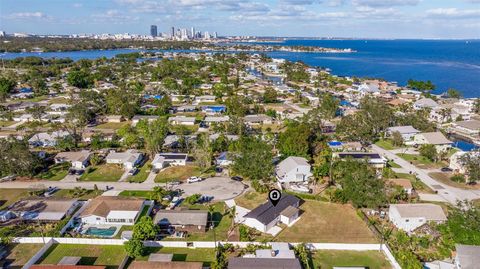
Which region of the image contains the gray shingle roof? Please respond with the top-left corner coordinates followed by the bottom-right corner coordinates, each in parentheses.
top-left (244, 194), bottom-right (300, 225)
top-left (154, 210), bottom-right (208, 226)
top-left (456, 244), bottom-right (480, 269)
top-left (228, 258), bottom-right (302, 269)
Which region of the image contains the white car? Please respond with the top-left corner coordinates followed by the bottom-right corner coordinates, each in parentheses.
top-left (187, 176), bottom-right (203, 183)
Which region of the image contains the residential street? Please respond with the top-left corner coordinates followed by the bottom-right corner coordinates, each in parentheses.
top-left (0, 176), bottom-right (246, 201)
top-left (372, 144), bottom-right (480, 205)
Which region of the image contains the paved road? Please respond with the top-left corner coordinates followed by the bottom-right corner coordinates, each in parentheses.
top-left (0, 177), bottom-right (246, 202)
top-left (372, 145), bottom-right (480, 205)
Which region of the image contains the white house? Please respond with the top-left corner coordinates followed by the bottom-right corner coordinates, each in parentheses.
top-left (413, 132), bottom-right (452, 152)
top-left (216, 152), bottom-right (233, 167)
top-left (54, 150), bottom-right (92, 170)
top-left (413, 98), bottom-right (439, 110)
top-left (106, 149), bottom-right (143, 170)
top-left (449, 151), bottom-right (479, 175)
top-left (131, 115), bottom-right (159, 126)
top-left (388, 203), bottom-right (447, 233)
top-left (193, 95), bottom-right (216, 105)
top-left (168, 116), bottom-right (196, 126)
top-left (275, 156), bottom-right (312, 183)
top-left (387, 125), bottom-right (421, 143)
top-left (79, 196), bottom-right (145, 226)
top-left (455, 244), bottom-right (480, 269)
top-left (333, 152), bottom-right (387, 169)
top-left (244, 194), bottom-right (301, 233)
top-left (449, 120), bottom-right (480, 141)
top-left (28, 131), bottom-right (70, 147)
top-left (152, 153), bottom-right (188, 169)
top-left (244, 114), bottom-right (273, 126)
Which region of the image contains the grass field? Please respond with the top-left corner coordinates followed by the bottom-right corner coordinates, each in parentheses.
top-left (53, 189), bottom-right (103, 200)
top-left (397, 153), bottom-right (445, 169)
top-left (37, 163), bottom-right (70, 181)
top-left (119, 190), bottom-right (155, 199)
top-left (387, 160), bottom-right (401, 168)
top-left (0, 121), bottom-right (15, 127)
top-left (137, 247), bottom-right (215, 266)
top-left (127, 161), bottom-right (151, 183)
top-left (155, 165), bottom-right (201, 183)
top-left (429, 172), bottom-right (479, 190)
top-left (80, 164), bottom-right (124, 182)
top-left (375, 139), bottom-right (398, 150)
top-left (276, 201), bottom-right (378, 243)
top-left (311, 250), bottom-right (391, 269)
top-left (4, 244), bottom-right (43, 268)
top-left (0, 189), bottom-right (30, 209)
top-left (184, 202), bottom-right (231, 241)
top-left (94, 122), bottom-right (130, 130)
top-left (39, 244), bottom-right (126, 269)
top-left (234, 191), bottom-right (267, 210)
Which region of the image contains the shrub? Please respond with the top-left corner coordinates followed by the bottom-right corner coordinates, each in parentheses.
top-left (450, 174), bottom-right (466, 183)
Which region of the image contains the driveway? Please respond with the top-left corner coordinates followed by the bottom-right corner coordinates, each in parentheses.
top-left (179, 177), bottom-right (246, 201)
top-left (372, 144), bottom-right (480, 205)
top-left (143, 171), bottom-right (157, 184)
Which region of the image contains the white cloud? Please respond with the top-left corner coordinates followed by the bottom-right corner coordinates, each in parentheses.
top-left (6, 12), bottom-right (51, 20)
top-left (426, 8), bottom-right (480, 19)
top-left (92, 9), bottom-right (139, 23)
top-left (352, 0), bottom-right (420, 7)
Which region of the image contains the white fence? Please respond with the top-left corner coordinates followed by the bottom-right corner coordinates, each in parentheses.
top-left (14, 237), bottom-right (401, 269)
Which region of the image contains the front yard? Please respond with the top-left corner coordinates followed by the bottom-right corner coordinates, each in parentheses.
top-left (0, 189), bottom-right (30, 209)
top-left (375, 139), bottom-right (399, 150)
top-left (94, 122), bottom-right (130, 130)
top-left (396, 153), bottom-right (445, 169)
top-left (127, 161), bottom-right (151, 183)
top-left (311, 250), bottom-right (391, 269)
top-left (275, 200), bottom-right (378, 243)
top-left (429, 172), bottom-right (480, 190)
top-left (119, 190), bottom-right (155, 199)
top-left (38, 244), bottom-right (126, 269)
top-left (234, 191), bottom-right (267, 210)
top-left (80, 164), bottom-right (124, 182)
top-left (53, 188), bottom-right (103, 200)
top-left (155, 165), bottom-right (202, 183)
top-left (37, 163), bottom-right (70, 181)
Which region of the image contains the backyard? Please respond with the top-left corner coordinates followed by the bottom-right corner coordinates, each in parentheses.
top-left (80, 164), bottom-right (124, 182)
top-left (311, 250), bottom-right (392, 269)
top-left (3, 244), bottom-right (44, 268)
top-left (38, 244), bottom-right (126, 269)
top-left (36, 163), bottom-right (70, 181)
top-left (275, 200), bottom-right (378, 243)
top-left (137, 247), bottom-right (215, 267)
top-left (155, 165), bottom-right (202, 183)
top-left (183, 202), bottom-right (231, 241)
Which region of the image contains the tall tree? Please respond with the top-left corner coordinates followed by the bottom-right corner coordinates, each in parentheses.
top-left (231, 136), bottom-right (274, 181)
top-left (136, 118), bottom-right (169, 157)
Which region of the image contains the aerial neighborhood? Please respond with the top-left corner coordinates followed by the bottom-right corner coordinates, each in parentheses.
top-left (0, 36), bottom-right (479, 269)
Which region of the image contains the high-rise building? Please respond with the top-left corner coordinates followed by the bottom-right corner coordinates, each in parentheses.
top-left (171, 27), bottom-right (175, 39)
top-left (191, 27), bottom-right (195, 39)
top-left (150, 25), bottom-right (157, 37)
top-left (213, 32), bottom-right (218, 39)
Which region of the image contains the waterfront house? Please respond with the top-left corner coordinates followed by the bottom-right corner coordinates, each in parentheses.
top-left (244, 194), bottom-right (301, 233)
top-left (54, 150), bottom-right (92, 170)
top-left (79, 196), bottom-right (145, 226)
top-left (106, 149), bottom-right (143, 170)
top-left (413, 98), bottom-right (439, 110)
top-left (154, 210), bottom-right (208, 234)
top-left (449, 120), bottom-right (480, 142)
top-left (388, 203), bottom-right (447, 233)
top-left (413, 132), bottom-right (452, 152)
top-left (151, 153), bottom-right (188, 169)
top-left (275, 156), bottom-right (312, 183)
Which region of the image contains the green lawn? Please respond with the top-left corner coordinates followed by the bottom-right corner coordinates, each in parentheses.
top-left (429, 172), bottom-right (479, 190)
top-left (387, 160), bottom-right (401, 168)
top-left (397, 153), bottom-right (444, 169)
top-left (0, 121), bottom-right (15, 127)
top-left (235, 191), bottom-right (267, 210)
top-left (37, 163), bottom-right (70, 181)
top-left (311, 250), bottom-right (391, 269)
top-left (119, 190), bottom-right (155, 199)
top-left (4, 244), bottom-right (44, 268)
top-left (155, 165), bottom-right (201, 183)
top-left (128, 161), bottom-right (151, 183)
top-left (53, 189), bottom-right (103, 200)
top-left (80, 164), bottom-right (124, 182)
top-left (276, 201), bottom-right (378, 243)
top-left (375, 139), bottom-right (398, 150)
top-left (137, 247), bottom-right (215, 267)
top-left (0, 189), bottom-right (30, 209)
top-left (94, 122), bottom-right (129, 130)
top-left (38, 244), bottom-right (126, 269)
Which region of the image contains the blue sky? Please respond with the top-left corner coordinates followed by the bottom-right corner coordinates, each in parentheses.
top-left (1, 0), bottom-right (479, 38)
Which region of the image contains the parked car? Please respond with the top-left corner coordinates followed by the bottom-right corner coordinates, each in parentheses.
top-left (198, 195), bottom-right (214, 203)
top-left (187, 176), bottom-right (203, 183)
top-left (75, 169), bottom-right (84, 175)
top-left (441, 167), bottom-right (453, 172)
top-left (231, 176), bottom-right (243, 181)
top-left (44, 186), bottom-right (59, 197)
top-left (169, 180), bottom-right (181, 186)
top-left (128, 168), bottom-right (139, 176)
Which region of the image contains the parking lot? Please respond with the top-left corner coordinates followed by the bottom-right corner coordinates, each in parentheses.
top-left (178, 176), bottom-right (247, 201)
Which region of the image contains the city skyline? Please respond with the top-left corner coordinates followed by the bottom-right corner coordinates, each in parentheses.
top-left (0, 0), bottom-right (480, 39)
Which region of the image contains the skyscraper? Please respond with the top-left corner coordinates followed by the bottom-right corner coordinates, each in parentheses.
top-left (150, 25), bottom-right (157, 37)
top-left (171, 27), bottom-right (175, 39)
top-left (191, 27), bottom-right (195, 39)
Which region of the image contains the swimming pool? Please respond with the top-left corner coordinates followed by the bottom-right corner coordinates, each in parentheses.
top-left (84, 227), bottom-right (117, 237)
